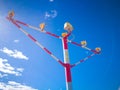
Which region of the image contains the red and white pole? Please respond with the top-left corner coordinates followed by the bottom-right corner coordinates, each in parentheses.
top-left (7, 12), bottom-right (101, 90)
top-left (62, 33), bottom-right (72, 90)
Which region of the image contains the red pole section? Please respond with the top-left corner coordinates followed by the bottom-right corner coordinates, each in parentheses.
top-left (68, 40), bottom-right (99, 54)
top-left (46, 31), bottom-right (60, 38)
top-left (62, 35), bottom-right (72, 90)
top-left (14, 19), bottom-right (62, 39)
top-left (15, 20), bottom-right (28, 26)
top-left (71, 53), bottom-right (95, 68)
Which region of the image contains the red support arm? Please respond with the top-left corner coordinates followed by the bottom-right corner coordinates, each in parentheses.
top-left (7, 17), bottom-right (65, 67)
top-left (71, 53), bottom-right (95, 68)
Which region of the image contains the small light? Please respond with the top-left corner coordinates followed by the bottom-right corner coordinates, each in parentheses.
top-left (8, 11), bottom-right (15, 18)
top-left (95, 47), bottom-right (101, 52)
top-left (81, 40), bottom-right (87, 46)
top-left (61, 32), bottom-right (68, 37)
top-left (39, 23), bottom-right (45, 31)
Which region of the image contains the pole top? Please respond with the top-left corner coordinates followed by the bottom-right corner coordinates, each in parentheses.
top-left (95, 47), bottom-right (101, 54)
top-left (8, 11), bottom-right (15, 18)
top-left (64, 22), bottom-right (73, 32)
top-left (39, 23), bottom-right (45, 31)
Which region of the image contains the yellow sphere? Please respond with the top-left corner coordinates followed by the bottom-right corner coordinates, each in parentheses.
top-left (81, 40), bottom-right (87, 46)
top-left (8, 11), bottom-right (14, 18)
top-left (39, 23), bottom-right (45, 31)
top-left (95, 47), bottom-right (101, 52)
top-left (62, 32), bottom-right (68, 37)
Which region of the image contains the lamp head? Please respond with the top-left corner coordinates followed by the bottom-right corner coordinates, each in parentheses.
top-left (8, 11), bottom-right (15, 18)
top-left (64, 22), bottom-right (73, 32)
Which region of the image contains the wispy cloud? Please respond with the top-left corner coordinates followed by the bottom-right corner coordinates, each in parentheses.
top-left (0, 73), bottom-right (8, 78)
top-left (14, 39), bottom-right (19, 43)
top-left (118, 87), bottom-right (120, 90)
top-left (0, 47), bottom-right (29, 60)
top-left (0, 81), bottom-right (38, 90)
top-left (45, 10), bottom-right (57, 19)
top-left (16, 68), bottom-right (24, 72)
top-left (0, 58), bottom-right (36, 89)
top-left (0, 58), bottom-right (23, 76)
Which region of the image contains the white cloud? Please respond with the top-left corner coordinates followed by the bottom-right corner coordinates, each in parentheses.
top-left (0, 81), bottom-right (38, 90)
top-left (0, 47), bottom-right (29, 60)
top-left (0, 58), bottom-right (23, 76)
top-left (16, 68), bottom-right (24, 72)
top-left (45, 10), bottom-right (57, 19)
top-left (0, 73), bottom-right (8, 78)
top-left (14, 40), bottom-right (19, 43)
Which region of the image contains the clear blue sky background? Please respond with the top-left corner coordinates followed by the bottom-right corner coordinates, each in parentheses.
top-left (0, 0), bottom-right (120, 90)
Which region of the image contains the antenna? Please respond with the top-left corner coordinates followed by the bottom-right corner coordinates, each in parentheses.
top-left (7, 11), bottom-right (101, 90)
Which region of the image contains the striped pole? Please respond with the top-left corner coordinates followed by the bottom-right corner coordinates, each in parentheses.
top-left (7, 17), bottom-right (64, 66)
top-left (13, 19), bottom-right (99, 54)
top-left (71, 53), bottom-right (95, 68)
top-left (15, 20), bottom-right (62, 39)
top-left (7, 12), bottom-right (101, 90)
top-left (62, 33), bottom-right (72, 90)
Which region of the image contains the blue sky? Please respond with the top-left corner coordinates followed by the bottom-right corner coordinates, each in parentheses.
top-left (0, 0), bottom-right (120, 90)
